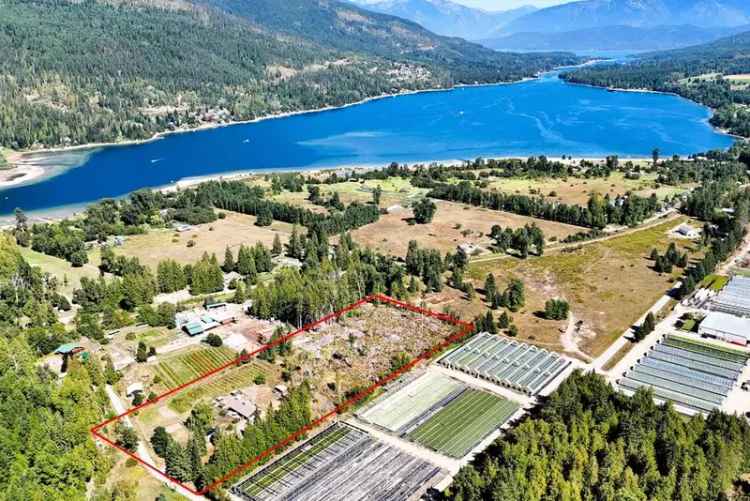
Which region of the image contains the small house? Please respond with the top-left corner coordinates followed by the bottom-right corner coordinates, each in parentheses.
top-left (55, 343), bottom-right (84, 356)
top-left (126, 383), bottom-right (144, 397)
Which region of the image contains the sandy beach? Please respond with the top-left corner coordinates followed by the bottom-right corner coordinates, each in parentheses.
top-left (0, 151), bottom-right (47, 188)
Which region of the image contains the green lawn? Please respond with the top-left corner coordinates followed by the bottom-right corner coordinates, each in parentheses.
top-left (679, 319), bottom-right (696, 332)
top-left (408, 389), bottom-right (519, 458)
top-left (19, 247), bottom-right (100, 296)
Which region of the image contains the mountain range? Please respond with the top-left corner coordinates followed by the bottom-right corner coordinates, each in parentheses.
top-left (502, 0), bottom-right (750, 34)
top-left (351, 0), bottom-right (750, 52)
top-left (350, 0), bottom-right (536, 40)
top-left (481, 24), bottom-right (750, 52)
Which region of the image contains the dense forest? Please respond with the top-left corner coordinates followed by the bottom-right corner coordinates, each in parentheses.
top-left (445, 371), bottom-right (750, 501)
top-left (0, 0), bottom-right (578, 150)
top-left (0, 234), bottom-right (111, 498)
top-left (562, 31), bottom-right (750, 137)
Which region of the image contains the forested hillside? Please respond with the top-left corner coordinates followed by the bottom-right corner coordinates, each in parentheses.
top-left (445, 371), bottom-right (750, 501)
top-left (0, 0), bottom-right (578, 151)
top-left (563, 32), bottom-right (750, 137)
top-left (0, 234), bottom-right (111, 498)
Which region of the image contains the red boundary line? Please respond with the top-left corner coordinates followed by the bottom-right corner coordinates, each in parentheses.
top-left (91, 293), bottom-right (474, 496)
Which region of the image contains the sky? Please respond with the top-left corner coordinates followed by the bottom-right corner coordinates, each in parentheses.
top-left (455, 0), bottom-right (575, 10)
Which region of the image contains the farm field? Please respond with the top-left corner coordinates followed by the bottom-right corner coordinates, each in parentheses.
top-left (449, 217), bottom-right (696, 357)
top-left (407, 389), bottom-right (519, 458)
top-left (482, 172), bottom-right (691, 205)
top-left (19, 246), bottom-right (100, 296)
top-left (358, 371), bottom-right (465, 432)
top-left (154, 346), bottom-right (238, 390)
top-left (97, 211), bottom-right (296, 269)
top-left (271, 176), bottom-right (427, 211)
top-left (169, 359), bottom-right (278, 412)
top-left (349, 200), bottom-right (583, 257)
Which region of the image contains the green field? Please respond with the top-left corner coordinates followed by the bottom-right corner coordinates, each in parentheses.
top-left (359, 372), bottom-right (465, 432)
top-left (154, 347), bottom-right (237, 389)
top-left (408, 389), bottom-right (519, 458)
top-left (19, 247), bottom-right (100, 296)
top-left (169, 359), bottom-right (276, 412)
top-left (701, 274), bottom-right (730, 292)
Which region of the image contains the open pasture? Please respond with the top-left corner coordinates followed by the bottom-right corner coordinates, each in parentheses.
top-left (103, 211), bottom-right (295, 269)
top-left (350, 200), bottom-right (582, 257)
top-left (20, 246), bottom-right (100, 296)
top-left (459, 217), bottom-right (696, 357)
top-left (482, 172), bottom-right (690, 205)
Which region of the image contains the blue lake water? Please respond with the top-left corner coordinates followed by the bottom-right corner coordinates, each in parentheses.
top-left (1, 71), bottom-right (734, 216)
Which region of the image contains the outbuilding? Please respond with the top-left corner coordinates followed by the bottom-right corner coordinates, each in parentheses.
top-left (699, 311), bottom-right (750, 346)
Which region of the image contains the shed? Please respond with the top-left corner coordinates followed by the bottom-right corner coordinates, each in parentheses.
top-left (676, 224), bottom-right (699, 239)
top-left (55, 343), bottom-right (84, 355)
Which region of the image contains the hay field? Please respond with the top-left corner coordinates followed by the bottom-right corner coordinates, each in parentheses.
top-left (100, 211), bottom-right (296, 269)
top-left (350, 200), bottom-right (583, 257)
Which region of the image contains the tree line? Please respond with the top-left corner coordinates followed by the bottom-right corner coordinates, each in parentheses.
top-left (445, 370), bottom-right (750, 501)
top-left (427, 180), bottom-right (660, 229)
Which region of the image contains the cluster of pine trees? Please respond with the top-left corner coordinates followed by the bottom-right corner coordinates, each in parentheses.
top-left (650, 242), bottom-right (688, 274)
top-left (489, 223), bottom-right (545, 258)
top-left (251, 233), bottom-right (411, 326)
top-left (405, 240), bottom-right (446, 292)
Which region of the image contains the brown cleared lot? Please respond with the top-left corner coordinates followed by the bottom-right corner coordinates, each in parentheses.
top-left (350, 200), bottom-right (584, 257)
top-left (104, 211), bottom-right (296, 269)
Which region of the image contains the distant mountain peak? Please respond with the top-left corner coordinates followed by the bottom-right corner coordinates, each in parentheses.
top-left (349, 0), bottom-right (536, 40)
top-left (501, 0), bottom-right (750, 35)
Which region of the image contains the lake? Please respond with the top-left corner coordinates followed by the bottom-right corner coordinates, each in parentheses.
top-left (1, 71), bottom-right (734, 216)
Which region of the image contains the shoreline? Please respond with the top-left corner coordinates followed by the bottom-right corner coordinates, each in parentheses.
top-left (10, 77), bottom-right (537, 158)
top-left (0, 154), bottom-right (654, 224)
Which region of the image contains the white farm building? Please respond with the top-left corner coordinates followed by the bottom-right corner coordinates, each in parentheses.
top-left (699, 312), bottom-right (750, 346)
